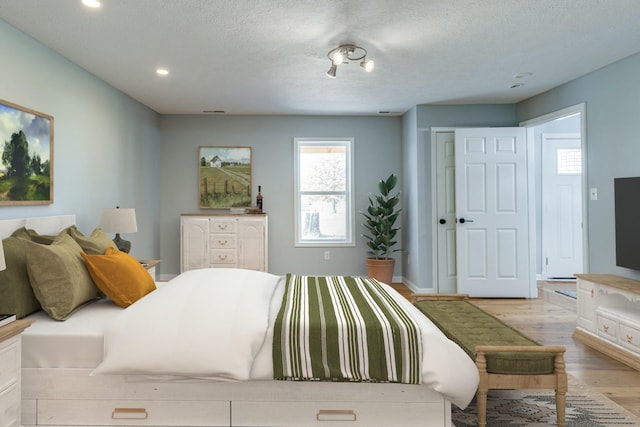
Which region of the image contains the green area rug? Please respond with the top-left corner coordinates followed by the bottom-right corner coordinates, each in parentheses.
top-left (452, 376), bottom-right (639, 426)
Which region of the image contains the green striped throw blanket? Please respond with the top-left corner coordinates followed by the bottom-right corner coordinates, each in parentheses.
top-left (273, 274), bottom-right (422, 384)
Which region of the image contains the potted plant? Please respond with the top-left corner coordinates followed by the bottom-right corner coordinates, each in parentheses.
top-left (361, 173), bottom-right (401, 284)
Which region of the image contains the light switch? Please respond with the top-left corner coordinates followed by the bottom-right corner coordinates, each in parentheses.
top-left (590, 188), bottom-right (598, 201)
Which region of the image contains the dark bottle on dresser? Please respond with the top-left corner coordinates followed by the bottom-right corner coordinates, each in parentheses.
top-left (256, 185), bottom-right (263, 212)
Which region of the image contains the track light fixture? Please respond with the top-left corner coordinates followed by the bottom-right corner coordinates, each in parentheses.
top-left (326, 44), bottom-right (374, 78)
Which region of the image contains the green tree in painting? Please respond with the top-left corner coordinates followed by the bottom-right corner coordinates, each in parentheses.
top-left (30, 153), bottom-right (42, 175)
top-left (2, 131), bottom-right (31, 177)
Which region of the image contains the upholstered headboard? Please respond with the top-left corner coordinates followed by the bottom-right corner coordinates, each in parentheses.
top-left (0, 215), bottom-right (76, 239)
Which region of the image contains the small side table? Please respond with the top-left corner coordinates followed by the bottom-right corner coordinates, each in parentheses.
top-left (0, 319), bottom-right (34, 427)
top-left (140, 259), bottom-right (160, 280)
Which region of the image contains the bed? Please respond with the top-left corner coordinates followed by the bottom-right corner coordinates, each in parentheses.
top-left (0, 215), bottom-right (479, 427)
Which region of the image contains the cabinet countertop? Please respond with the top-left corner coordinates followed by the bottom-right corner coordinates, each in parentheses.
top-left (180, 213), bottom-right (267, 217)
top-left (576, 274), bottom-right (640, 295)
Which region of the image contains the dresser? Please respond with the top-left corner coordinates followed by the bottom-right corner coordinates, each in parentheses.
top-left (0, 320), bottom-right (33, 427)
top-left (180, 214), bottom-right (268, 273)
top-left (573, 274), bottom-right (640, 370)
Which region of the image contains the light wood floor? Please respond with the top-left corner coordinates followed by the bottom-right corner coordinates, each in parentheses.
top-left (392, 281), bottom-right (640, 418)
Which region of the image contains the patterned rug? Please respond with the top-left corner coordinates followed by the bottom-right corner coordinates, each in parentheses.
top-left (452, 376), bottom-right (640, 426)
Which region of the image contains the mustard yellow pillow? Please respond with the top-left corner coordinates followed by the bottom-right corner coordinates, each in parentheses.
top-left (81, 247), bottom-right (156, 307)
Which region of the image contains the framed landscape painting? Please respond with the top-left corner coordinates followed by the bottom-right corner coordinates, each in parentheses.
top-left (0, 99), bottom-right (54, 205)
top-left (199, 146), bottom-right (252, 208)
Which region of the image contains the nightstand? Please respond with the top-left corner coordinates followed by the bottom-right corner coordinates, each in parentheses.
top-left (0, 319), bottom-right (33, 427)
top-left (140, 259), bottom-right (160, 280)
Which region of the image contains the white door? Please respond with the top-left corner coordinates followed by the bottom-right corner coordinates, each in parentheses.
top-left (542, 134), bottom-right (583, 279)
top-left (455, 128), bottom-right (532, 297)
top-left (434, 130), bottom-right (457, 293)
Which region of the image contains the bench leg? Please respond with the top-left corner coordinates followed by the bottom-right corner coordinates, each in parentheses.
top-left (476, 388), bottom-right (488, 427)
top-left (556, 390), bottom-right (566, 427)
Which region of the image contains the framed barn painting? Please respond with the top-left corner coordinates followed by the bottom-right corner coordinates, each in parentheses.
top-left (0, 100), bottom-right (54, 205)
top-left (199, 146), bottom-right (252, 208)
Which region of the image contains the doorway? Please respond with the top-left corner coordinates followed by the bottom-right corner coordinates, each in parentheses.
top-left (524, 107), bottom-right (586, 280)
top-left (432, 127), bottom-right (533, 297)
top-left (431, 103), bottom-right (587, 294)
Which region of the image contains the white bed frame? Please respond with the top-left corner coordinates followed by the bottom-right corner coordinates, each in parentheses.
top-left (2, 215), bottom-right (452, 427)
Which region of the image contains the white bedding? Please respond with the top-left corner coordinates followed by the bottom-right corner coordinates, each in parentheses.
top-left (91, 268), bottom-right (479, 408)
top-left (22, 298), bottom-right (121, 368)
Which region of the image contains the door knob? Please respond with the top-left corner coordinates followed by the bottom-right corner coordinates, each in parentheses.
top-left (458, 218), bottom-right (474, 224)
top-left (439, 219), bottom-right (446, 224)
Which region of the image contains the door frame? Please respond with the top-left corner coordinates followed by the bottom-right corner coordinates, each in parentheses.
top-left (541, 132), bottom-right (582, 279)
top-left (430, 126), bottom-right (536, 295)
top-left (431, 127), bottom-right (455, 293)
top-left (520, 103), bottom-right (589, 277)
top-left (431, 103), bottom-right (587, 294)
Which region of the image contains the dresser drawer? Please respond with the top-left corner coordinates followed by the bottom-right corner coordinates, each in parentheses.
top-left (210, 249), bottom-right (237, 265)
top-left (596, 312), bottom-right (619, 341)
top-left (36, 399), bottom-right (230, 426)
top-left (0, 337), bottom-right (19, 391)
top-left (210, 219), bottom-right (237, 233)
top-left (210, 234), bottom-right (237, 249)
top-left (619, 321), bottom-right (640, 352)
top-left (232, 400), bottom-right (445, 427)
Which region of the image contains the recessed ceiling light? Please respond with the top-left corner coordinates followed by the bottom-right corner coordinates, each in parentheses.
top-left (82, 0), bottom-right (102, 8)
top-left (509, 83), bottom-right (525, 89)
top-left (514, 72), bottom-right (533, 79)
top-left (156, 68), bottom-right (169, 76)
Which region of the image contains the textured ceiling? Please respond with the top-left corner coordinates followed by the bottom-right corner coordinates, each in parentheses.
top-left (2, 0), bottom-right (640, 115)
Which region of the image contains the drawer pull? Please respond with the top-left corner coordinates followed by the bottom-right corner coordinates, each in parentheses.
top-left (218, 239), bottom-right (228, 245)
top-left (217, 224), bottom-right (228, 230)
top-left (603, 325), bottom-right (609, 333)
top-left (591, 289), bottom-right (594, 297)
top-left (627, 335), bottom-right (633, 343)
top-left (218, 255), bottom-right (228, 260)
top-left (112, 407), bottom-right (148, 420)
top-left (317, 409), bottom-right (357, 421)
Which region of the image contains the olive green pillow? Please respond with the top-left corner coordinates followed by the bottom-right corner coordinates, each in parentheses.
top-left (65, 225), bottom-right (117, 255)
top-left (26, 234), bottom-right (100, 320)
top-left (0, 237), bottom-right (42, 318)
top-left (11, 226), bottom-right (59, 244)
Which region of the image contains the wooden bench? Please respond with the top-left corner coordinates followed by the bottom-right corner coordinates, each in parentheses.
top-left (412, 294), bottom-right (568, 427)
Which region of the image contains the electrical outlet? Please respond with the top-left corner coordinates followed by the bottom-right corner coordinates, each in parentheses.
top-left (590, 187), bottom-right (598, 201)
top-left (324, 251), bottom-right (330, 260)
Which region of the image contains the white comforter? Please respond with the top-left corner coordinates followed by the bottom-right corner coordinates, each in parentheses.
top-left (92, 268), bottom-right (479, 408)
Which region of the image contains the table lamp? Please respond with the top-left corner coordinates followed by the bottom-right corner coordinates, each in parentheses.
top-left (100, 207), bottom-right (138, 253)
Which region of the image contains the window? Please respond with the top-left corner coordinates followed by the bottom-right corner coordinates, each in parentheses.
top-left (294, 138), bottom-right (354, 247)
top-left (557, 148), bottom-right (582, 175)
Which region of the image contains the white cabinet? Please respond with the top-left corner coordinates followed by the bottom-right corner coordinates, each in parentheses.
top-left (0, 320), bottom-right (33, 427)
top-left (573, 274), bottom-right (640, 371)
top-left (181, 215), bottom-right (267, 273)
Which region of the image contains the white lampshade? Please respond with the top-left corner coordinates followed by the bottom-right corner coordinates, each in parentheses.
top-left (0, 240), bottom-right (6, 272)
top-left (100, 208), bottom-right (138, 234)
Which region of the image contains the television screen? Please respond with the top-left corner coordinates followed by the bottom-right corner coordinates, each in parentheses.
top-left (614, 177), bottom-right (640, 270)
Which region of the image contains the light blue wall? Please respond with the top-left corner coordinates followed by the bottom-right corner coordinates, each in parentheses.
top-left (159, 115), bottom-right (402, 278)
top-left (517, 52), bottom-right (640, 280)
top-left (7, 12), bottom-right (640, 284)
top-left (0, 20), bottom-right (161, 260)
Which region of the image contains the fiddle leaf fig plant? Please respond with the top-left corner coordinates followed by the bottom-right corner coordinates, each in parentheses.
top-left (361, 173), bottom-right (401, 260)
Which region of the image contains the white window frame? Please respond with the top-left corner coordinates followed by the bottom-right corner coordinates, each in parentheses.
top-left (294, 137), bottom-right (355, 247)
